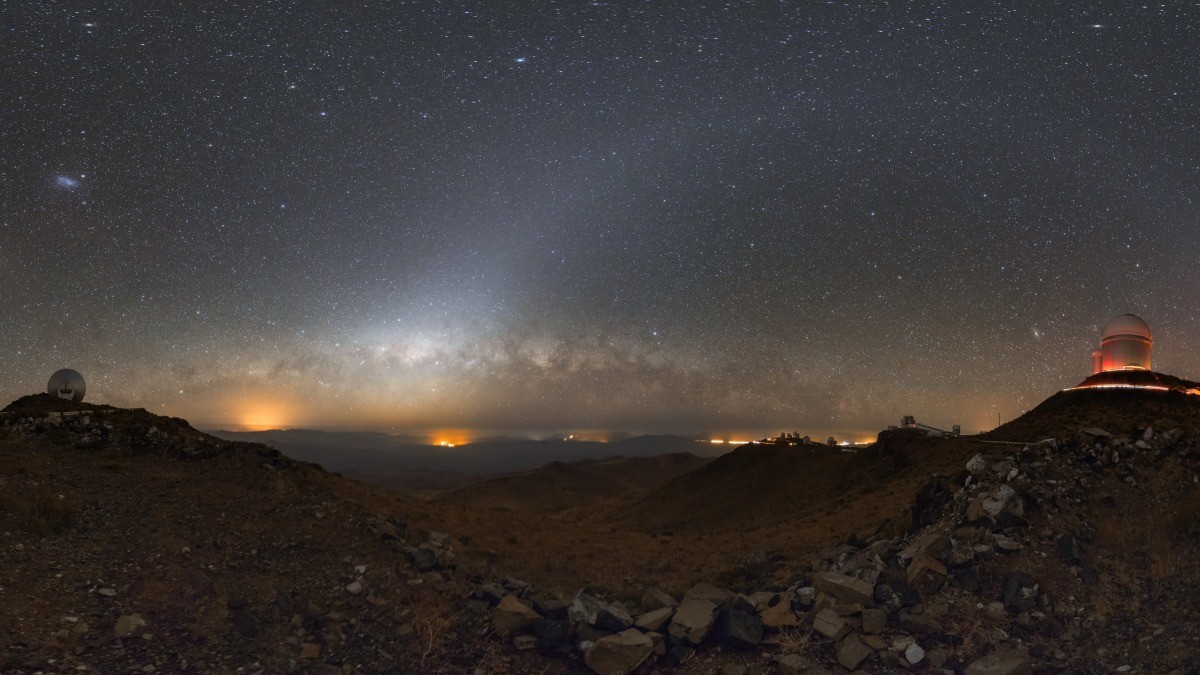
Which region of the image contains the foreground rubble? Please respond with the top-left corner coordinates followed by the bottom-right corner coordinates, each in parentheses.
top-left (467, 425), bottom-right (1200, 673)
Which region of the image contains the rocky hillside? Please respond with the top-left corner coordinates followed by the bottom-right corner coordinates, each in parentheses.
top-left (0, 395), bottom-right (494, 674)
top-left (458, 395), bottom-right (1200, 674)
top-left (986, 387), bottom-right (1200, 442)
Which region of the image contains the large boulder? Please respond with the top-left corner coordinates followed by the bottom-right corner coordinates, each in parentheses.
top-left (585, 629), bottom-right (654, 675)
top-left (667, 598), bottom-right (718, 645)
top-left (813, 572), bottom-right (874, 607)
top-left (493, 595), bottom-right (540, 635)
top-left (907, 551), bottom-right (948, 599)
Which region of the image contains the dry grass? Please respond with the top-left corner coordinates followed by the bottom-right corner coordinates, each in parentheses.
top-left (776, 626), bottom-right (819, 655)
top-left (28, 491), bottom-right (74, 534)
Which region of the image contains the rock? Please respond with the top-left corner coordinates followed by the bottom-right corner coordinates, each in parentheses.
top-left (642, 587), bottom-right (678, 611)
top-left (760, 600), bottom-right (801, 629)
top-left (964, 648), bottom-right (1033, 675)
top-left (97, 588), bottom-right (117, 597)
top-left (812, 608), bottom-right (849, 640)
top-left (532, 618), bottom-right (572, 654)
top-left (513, 634), bottom-right (537, 651)
top-left (113, 614), bottom-right (146, 638)
top-left (345, 580), bottom-right (363, 595)
top-left (860, 608), bottom-right (886, 633)
top-left (571, 588), bottom-right (638, 629)
top-left (776, 653), bottom-right (827, 674)
top-left (794, 586), bottom-right (817, 607)
top-left (299, 643), bottom-right (321, 659)
top-left (835, 633), bottom-right (872, 670)
top-left (862, 634), bottom-right (888, 650)
top-left (1057, 533), bottom-right (1083, 564)
top-left (585, 629), bottom-right (653, 675)
top-left (713, 608), bottom-right (763, 649)
top-left (1002, 573), bottom-right (1038, 612)
top-left (473, 583), bottom-right (506, 605)
top-left (907, 551), bottom-right (947, 598)
top-left (634, 607), bottom-right (674, 632)
top-left (993, 534), bottom-right (1023, 552)
top-left (532, 596), bottom-right (569, 620)
top-left (966, 454), bottom-right (988, 474)
top-left (812, 572), bottom-right (874, 607)
top-left (570, 590), bottom-right (634, 632)
top-left (230, 607), bottom-right (260, 637)
top-left (897, 612), bottom-right (941, 635)
top-left (493, 595), bottom-right (540, 635)
top-left (985, 601), bottom-right (1008, 622)
top-left (1081, 427), bottom-right (1111, 441)
top-left (905, 642), bottom-right (926, 665)
top-left (668, 598), bottom-right (717, 645)
top-left (682, 582), bottom-right (732, 606)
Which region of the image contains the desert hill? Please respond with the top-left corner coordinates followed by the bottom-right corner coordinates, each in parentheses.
top-left (439, 452), bottom-right (712, 514)
top-left (985, 386), bottom-right (1200, 442)
top-left (0, 395), bottom-right (508, 673)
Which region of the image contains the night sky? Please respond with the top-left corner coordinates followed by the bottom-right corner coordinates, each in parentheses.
top-left (3, 2), bottom-right (1198, 439)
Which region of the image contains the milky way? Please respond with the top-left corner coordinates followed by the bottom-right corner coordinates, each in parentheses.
top-left (2, 3), bottom-right (1198, 438)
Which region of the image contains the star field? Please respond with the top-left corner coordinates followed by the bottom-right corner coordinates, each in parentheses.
top-left (2, 2), bottom-right (1198, 438)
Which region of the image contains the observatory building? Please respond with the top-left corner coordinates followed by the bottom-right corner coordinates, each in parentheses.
top-left (1072, 315), bottom-right (1200, 395)
top-left (1091, 314), bottom-right (1152, 373)
top-left (47, 368), bottom-right (86, 402)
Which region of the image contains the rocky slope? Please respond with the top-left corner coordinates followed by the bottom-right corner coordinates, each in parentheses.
top-left (0, 395), bottom-right (488, 674)
top-left (456, 391), bottom-right (1200, 674)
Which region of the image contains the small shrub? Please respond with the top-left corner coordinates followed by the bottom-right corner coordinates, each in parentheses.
top-left (28, 491), bottom-right (74, 534)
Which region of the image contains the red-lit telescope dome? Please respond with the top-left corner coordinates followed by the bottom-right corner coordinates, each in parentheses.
top-left (1091, 314), bottom-right (1152, 373)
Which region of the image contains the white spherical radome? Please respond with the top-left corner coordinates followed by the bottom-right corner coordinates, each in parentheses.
top-left (1101, 314), bottom-right (1152, 341)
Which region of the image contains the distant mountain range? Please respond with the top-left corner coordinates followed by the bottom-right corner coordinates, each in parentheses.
top-left (207, 428), bottom-right (726, 491)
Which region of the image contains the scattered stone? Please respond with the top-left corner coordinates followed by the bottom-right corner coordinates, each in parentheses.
top-left (532, 618), bottom-right (572, 654)
top-left (860, 607), bottom-right (886, 633)
top-left (345, 580), bottom-right (363, 595)
top-left (585, 629), bottom-right (653, 675)
top-left (570, 590), bottom-right (634, 632)
top-left (513, 634), bottom-right (537, 651)
top-left (634, 606), bottom-right (674, 632)
top-left (760, 600), bottom-right (801, 629)
top-left (682, 581), bottom-right (733, 606)
top-left (493, 595), bottom-right (540, 635)
top-left (966, 454), bottom-right (988, 474)
top-left (713, 608), bottom-right (763, 649)
top-left (113, 614), bottom-right (146, 638)
top-left (897, 612), bottom-right (941, 635)
top-left (812, 608), bottom-right (849, 640)
top-left (905, 642), bottom-right (926, 665)
top-left (642, 587), bottom-right (678, 611)
top-left (964, 648), bottom-right (1033, 675)
top-left (813, 572), bottom-right (874, 607)
top-left (668, 598), bottom-right (718, 645)
top-left (299, 643), bottom-right (321, 659)
top-left (835, 633), bottom-right (872, 670)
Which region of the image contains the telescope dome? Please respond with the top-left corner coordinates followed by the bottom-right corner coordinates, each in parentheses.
top-left (47, 369), bottom-right (86, 402)
top-left (1102, 314), bottom-right (1152, 341)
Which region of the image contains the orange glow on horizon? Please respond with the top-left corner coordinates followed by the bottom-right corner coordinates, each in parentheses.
top-left (235, 401), bottom-right (295, 431)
